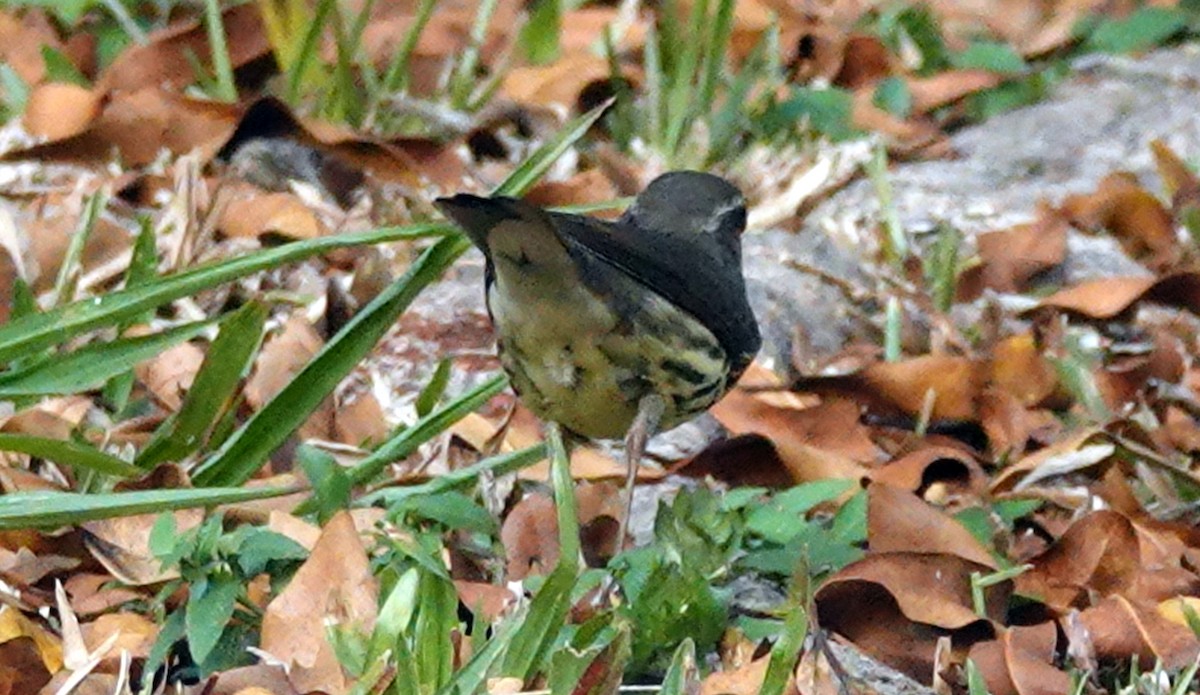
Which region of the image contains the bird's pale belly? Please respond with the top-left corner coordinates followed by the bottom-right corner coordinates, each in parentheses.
top-left (488, 273), bottom-right (729, 440)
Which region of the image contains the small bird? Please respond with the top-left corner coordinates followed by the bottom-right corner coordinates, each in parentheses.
top-left (436, 171), bottom-right (761, 547)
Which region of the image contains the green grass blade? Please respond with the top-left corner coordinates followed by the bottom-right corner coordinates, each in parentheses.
top-left (644, 24), bottom-right (665, 150)
top-left (698, 0), bottom-right (735, 115)
top-left (0, 434), bottom-right (142, 478)
top-left (360, 444), bottom-right (546, 507)
top-left (663, 0), bottom-right (709, 155)
top-left (136, 301), bottom-right (269, 468)
top-left (379, 0), bottom-right (437, 95)
top-left (192, 235), bottom-right (471, 487)
top-left (0, 320), bottom-right (212, 398)
top-left (0, 223), bottom-right (446, 365)
top-left (448, 0), bottom-right (499, 108)
top-left (0, 486), bottom-right (295, 529)
top-left (285, 0), bottom-right (336, 103)
top-left (202, 0), bottom-right (238, 102)
top-left (51, 191), bottom-right (105, 308)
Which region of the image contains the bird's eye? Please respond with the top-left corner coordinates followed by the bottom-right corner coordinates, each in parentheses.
top-left (725, 205), bottom-right (747, 232)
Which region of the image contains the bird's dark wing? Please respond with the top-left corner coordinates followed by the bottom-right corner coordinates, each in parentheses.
top-left (551, 212), bottom-right (761, 377)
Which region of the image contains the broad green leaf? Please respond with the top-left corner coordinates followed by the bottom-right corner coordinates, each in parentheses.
top-left (193, 235), bottom-right (469, 487)
top-left (952, 40), bottom-right (1026, 74)
top-left (0, 222), bottom-right (446, 364)
top-left (547, 615), bottom-right (627, 694)
top-left (872, 76), bottom-right (912, 117)
top-left (0, 434), bottom-right (141, 478)
top-left (764, 87), bottom-right (858, 141)
top-left (0, 320), bottom-right (212, 398)
top-left (137, 301), bottom-right (268, 467)
top-left (40, 45), bottom-right (89, 86)
top-left (1085, 7), bottom-right (1188, 54)
top-left (297, 445), bottom-right (351, 523)
top-left (186, 570), bottom-right (240, 664)
top-left (0, 486), bottom-right (295, 529)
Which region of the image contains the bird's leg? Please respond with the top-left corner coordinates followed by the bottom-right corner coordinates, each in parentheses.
top-left (616, 394), bottom-right (666, 552)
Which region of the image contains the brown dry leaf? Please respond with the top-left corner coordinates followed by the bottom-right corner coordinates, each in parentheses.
top-left (907, 70), bottom-right (1004, 113)
top-left (867, 483), bottom-right (996, 568)
top-left (81, 510), bottom-right (203, 586)
top-left (700, 655), bottom-right (773, 695)
top-left (80, 611), bottom-right (157, 660)
top-left (64, 574), bottom-right (144, 617)
top-left (502, 54), bottom-right (624, 109)
top-left (960, 210), bottom-right (1068, 297)
top-left (816, 553), bottom-right (1005, 680)
top-left (832, 34), bottom-right (894, 89)
top-left (1151, 138), bottom-right (1200, 204)
top-left (967, 623), bottom-right (1072, 695)
top-left (0, 603), bottom-right (63, 673)
top-left (1032, 272), bottom-right (1200, 320)
top-left (195, 664), bottom-right (299, 695)
top-left (135, 340), bottom-right (205, 411)
top-left (332, 390), bottom-right (389, 448)
top-left (861, 355), bottom-right (984, 421)
top-left (524, 169), bottom-right (620, 212)
top-left (22, 84), bottom-right (104, 141)
top-left (26, 206), bottom-right (130, 292)
top-left (674, 434), bottom-right (794, 488)
top-left (246, 316), bottom-right (324, 408)
top-left (99, 4), bottom-right (269, 93)
top-left (1016, 510), bottom-right (1142, 611)
top-left (0, 11), bottom-right (66, 85)
top-left (219, 191), bottom-right (327, 242)
top-left (978, 391), bottom-right (1060, 461)
top-left (850, 93), bottom-right (943, 150)
top-left (9, 87), bottom-right (241, 167)
top-left (501, 492), bottom-right (559, 581)
top-left (1078, 594), bottom-right (1200, 670)
top-left (261, 511), bottom-right (379, 695)
top-left (0, 546), bottom-right (79, 586)
top-left (986, 335), bottom-right (1059, 407)
top-left (1061, 173), bottom-right (1180, 269)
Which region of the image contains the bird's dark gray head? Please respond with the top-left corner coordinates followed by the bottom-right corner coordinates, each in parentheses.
top-left (625, 171), bottom-right (747, 241)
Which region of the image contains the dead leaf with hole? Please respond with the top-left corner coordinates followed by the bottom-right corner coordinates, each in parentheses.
top-left (815, 553), bottom-right (1006, 680)
top-left (1078, 594), bottom-right (1200, 670)
top-left (870, 446), bottom-right (987, 500)
top-left (867, 483), bottom-right (996, 568)
top-left (261, 511), bottom-right (378, 695)
top-left (967, 623), bottom-right (1072, 695)
top-left (1062, 173), bottom-right (1181, 270)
